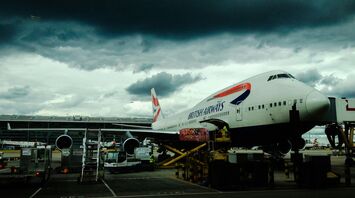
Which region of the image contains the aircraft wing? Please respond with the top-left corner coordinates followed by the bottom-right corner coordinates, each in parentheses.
top-left (112, 123), bottom-right (152, 129)
top-left (100, 128), bottom-right (178, 134)
top-left (0, 140), bottom-right (47, 147)
top-left (7, 123), bottom-right (178, 135)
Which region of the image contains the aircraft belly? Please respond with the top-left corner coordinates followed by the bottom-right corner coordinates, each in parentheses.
top-left (229, 122), bottom-right (315, 147)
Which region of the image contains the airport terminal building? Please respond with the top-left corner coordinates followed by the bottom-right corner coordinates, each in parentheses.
top-left (0, 115), bottom-right (152, 148)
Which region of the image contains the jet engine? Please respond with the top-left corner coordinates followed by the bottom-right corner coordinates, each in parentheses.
top-left (276, 140), bottom-right (292, 155)
top-left (55, 134), bottom-right (73, 150)
top-left (263, 140), bottom-right (292, 156)
top-left (122, 131), bottom-right (140, 155)
top-left (291, 137), bottom-right (306, 150)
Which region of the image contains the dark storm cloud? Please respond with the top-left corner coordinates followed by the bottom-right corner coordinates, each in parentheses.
top-left (320, 74), bottom-right (341, 86)
top-left (126, 72), bottom-right (203, 97)
top-left (332, 89), bottom-right (355, 98)
top-left (296, 69), bottom-right (342, 88)
top-left (318, 73), bottom-right (355, 98)
top-left (296, 69), bottom-right (355, 98)
top-left (133, 63), bottom-right (154, 73)
top-left (0, 20), bottom-right (129, 70)
top-left (1, 1), bottom-right (355, 72)
top-left (0, 86), bottom-right (30, 100)
top-left (1, 0), bottom-right (355, 39)
top-left (0, 23), bottom-right (17, 46)
top-left (19, 23), bottom-right (80, 47)
top-left (296, 69), bottom-right (322, 87)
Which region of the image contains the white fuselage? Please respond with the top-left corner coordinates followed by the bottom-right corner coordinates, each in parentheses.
top-left (152, 70), bottom-right (329, 146)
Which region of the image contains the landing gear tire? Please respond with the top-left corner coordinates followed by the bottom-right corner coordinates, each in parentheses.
top-left (291, 138), bottom-right (306, 151)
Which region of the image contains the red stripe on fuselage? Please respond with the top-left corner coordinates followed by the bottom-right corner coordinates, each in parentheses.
top-left (213, 82), bottom-right (251, 98)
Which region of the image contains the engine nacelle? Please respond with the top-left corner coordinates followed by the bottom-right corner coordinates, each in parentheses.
top-left (276, 140), bottom-right (292, 155)
top-left (55, 134), bottom-right (73, 150)
top-left (292, 137), bottom-right (306, 150)
top-left (122, 137), bottom-right (140, 155)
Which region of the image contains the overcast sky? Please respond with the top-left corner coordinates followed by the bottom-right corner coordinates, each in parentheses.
top-left (1, 0), bottom-right (355, 118)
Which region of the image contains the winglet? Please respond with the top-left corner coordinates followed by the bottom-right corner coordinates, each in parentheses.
top-left (7, 123), bottom-right (11, 130)
top-left (151, 88), bottom-right (163, 123)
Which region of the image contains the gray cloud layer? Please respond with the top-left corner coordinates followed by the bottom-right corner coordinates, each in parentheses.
top-left (296, 69), bottom-right (322, 87)
top-left (133, 63), bottom-right (154, 73)
top-left (1, 1), bottom-right (355, 116)
top-left (1, 0), bottom-right (355, 39)
top-left (0, 86), bottom-right (30, 100)
top-left (1, 1), bottom-right (355, 72)
top-left (126, 72), bottom-right (203, 97)
top-left (296, 69), bottom-right (354, 98)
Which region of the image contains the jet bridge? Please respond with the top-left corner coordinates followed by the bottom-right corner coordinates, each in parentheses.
top-left (319, 97), bottom-right (355, 124)
top-left (316, 97), bottom-right (355, 185)
top-left (318, 97), bottom-right (355, 150)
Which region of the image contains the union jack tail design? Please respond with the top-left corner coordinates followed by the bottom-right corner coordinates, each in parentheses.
top-left (151, 88), bottom-right (164, 122)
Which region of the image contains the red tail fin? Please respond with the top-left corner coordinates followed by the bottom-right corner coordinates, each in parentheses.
top-left (151, 88), bottom-right (163, 122)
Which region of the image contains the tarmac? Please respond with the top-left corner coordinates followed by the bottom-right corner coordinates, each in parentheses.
top-left (0, 168), bottom-right (355, 198)
top-left (0, 150), bottom-right (354, 197)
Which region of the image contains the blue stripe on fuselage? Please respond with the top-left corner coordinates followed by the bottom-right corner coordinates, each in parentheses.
top-left (230, 90), bottom-right (250, 105)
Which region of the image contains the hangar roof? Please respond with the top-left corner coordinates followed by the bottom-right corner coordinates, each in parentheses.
top-left (0, 114), bottom-right (152, 124)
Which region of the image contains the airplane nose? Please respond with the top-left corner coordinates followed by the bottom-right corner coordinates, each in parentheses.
top-left (305, 91), bottom-right (330, 115)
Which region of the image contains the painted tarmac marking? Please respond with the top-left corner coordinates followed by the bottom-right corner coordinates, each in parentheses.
top-left (0, 168), bottom-right (9, 173)
top-left (113, 188), bottom-right (355, 198)
top-left (106, 176), bottom-right (167, 180)
top-left (101, 178), bottom-right (117, 197)
top-left (29, 187), bottom-right (42, 198)
top-left (115, 191), bottom-right (224, 198)
top-left (169, 176), bottom-right (222, 193)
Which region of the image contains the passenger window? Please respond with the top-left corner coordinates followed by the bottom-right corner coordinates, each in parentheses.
top-left (294, 99), bottom-right (297, 104)
top-left (258, 105), bottom-right (261, 109)
top-left (283, 101), bottom-right (286, 106)
top-left (270, 103), bottom-right (273, 107)
top-left (274, 102), bottom-right (277, 107)
top-left (252, 107), bottom-right (254, 110)
top-left (262, 104), bottom-right (265, 109)
top-left (278, 102), bottom-right (281, 106)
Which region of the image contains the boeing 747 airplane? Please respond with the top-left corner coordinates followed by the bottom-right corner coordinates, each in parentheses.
top-left (7, 70), bottom-right (330, 155)
top-left (149, 70), bottom-right (330, 154)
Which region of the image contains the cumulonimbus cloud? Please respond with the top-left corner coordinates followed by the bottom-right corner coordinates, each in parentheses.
top-left (1, 0), bottom-right (355, 39)
top-left (126, 72), bottom-right (203, 97)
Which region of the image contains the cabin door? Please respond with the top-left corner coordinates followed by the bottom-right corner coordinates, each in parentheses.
top-left (236, 105), bottom-right (242, 121)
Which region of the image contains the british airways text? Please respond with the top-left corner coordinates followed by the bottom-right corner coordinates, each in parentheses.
top-left (188, 101), bottom-right (225, 120)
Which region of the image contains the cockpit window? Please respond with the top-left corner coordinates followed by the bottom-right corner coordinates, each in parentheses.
top-left (267, 73), bottom-right (295, 81)
top-left (277, 74), bottom-right (289, 78)
top-left (288, 74), bottom-right (295, 78)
